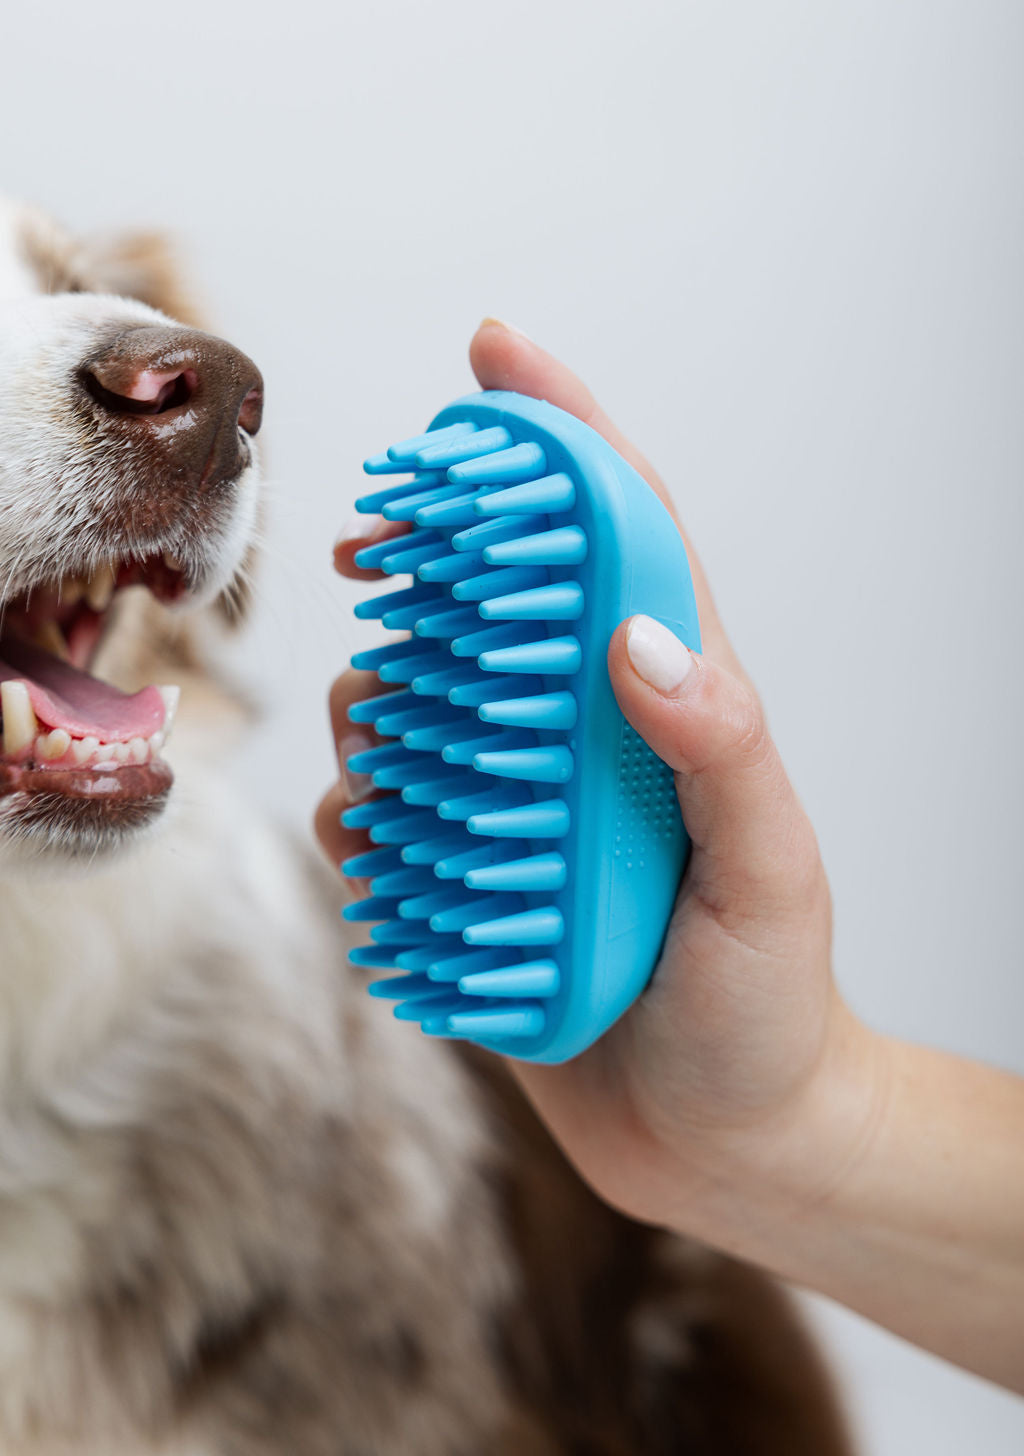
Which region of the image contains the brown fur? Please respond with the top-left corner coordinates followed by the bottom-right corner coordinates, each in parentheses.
top-left (471, 1051), bottom-right (853, 1454)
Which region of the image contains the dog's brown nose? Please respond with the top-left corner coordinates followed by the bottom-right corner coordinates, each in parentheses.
top-left (83, 327), bottom-right (263, 491)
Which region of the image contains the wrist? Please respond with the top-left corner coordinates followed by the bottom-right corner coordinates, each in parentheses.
top-left (655, 1003), bottom-right (894, 1267)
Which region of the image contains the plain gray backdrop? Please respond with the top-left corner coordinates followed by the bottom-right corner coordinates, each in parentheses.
top-left (3, 1), bottom-right (1022, 1449)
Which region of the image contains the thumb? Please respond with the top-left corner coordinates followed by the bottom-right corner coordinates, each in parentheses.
top-left (608, 616), bottom-right (821, 931)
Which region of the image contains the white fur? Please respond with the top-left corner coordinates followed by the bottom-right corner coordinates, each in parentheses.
top-left (0, 200), bottom-right (505, 1455)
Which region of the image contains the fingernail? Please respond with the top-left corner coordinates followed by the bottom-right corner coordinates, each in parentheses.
top-left (340, 732), bottom-right (374, 801)
top-left (334, 513), bottom-right (381, 549)
top-left (479, 315), bottom-right (533, 341)
top-left (625, 616), bottom-right (695, 697)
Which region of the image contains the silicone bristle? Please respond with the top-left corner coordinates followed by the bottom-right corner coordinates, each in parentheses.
top-left (446, 441), bottom-right (546, 485)
top-left (366, 973), bottom-right (435, 1001)
top-left (351, 639), bottom-right (435, 673)
top-left (440, 729), bottom-right (534, 766)
top-left (370, 755), bottom-right (440, 791)
top-left (467, 799), bottom-right (570, 839)
top-left (341, 844), bottom-right (404, 880)
top-left (424, 947), bottom-right (507, 982)
top-left (471, 746), bottom-right (574, 784)
top-left (370, 921), bottom-right (430, 946)
top-left (472, 472), bottom-right (575, 517)
top-left (370, 866), bottom-right (437, 898)
top-left (432, 842), bottom-right (522, 880)
top-left (354, 531), bottom-right (440, 571)
top-left (382, 482), bottom-right (469, 522)
top-left (451, 566), bottom-right (547, 602)
top-left (463, 851), bottom-right (568, 893)
top-left (384, 422), bottom-right (477, 463)
top-left (402, 718), bottom-right (489, 753)
top-left (476, 691), bottom-right (578, 730)
top-left (369, 809), bottom-right (448, 846)
top-left (379, 650), bottom-right (452, 686)
top-left (458, 960), bottom-right (560, 998)
top-left (414, 425), bottom-right (512, 469)
top-left (411, 666), bottom-right (485, 698)
top-left (462, 907), bottom-right (565, 946)
top-left (482, 524), bottom-right (588, 567)
top-left (342, 897), bottom-right (400, 923)
top-left (429, 893), bottom-right (522, 935)
top-left (477, 636), bottom-right (582, 676)
top-left (396, 993), bottom-right (470, 1025)
top-left (341, 796), bottom-right (401, 830)
top-left (401, 832), bottom-right (477, 865)
top-left (356, 473), bottom-right (437, 507)
top-left (379, 539), bottom-right (448, 575)
top-left (367, 758), bottom-right (442, 792)
top-left (348, 945), bottom-right (407, 969)
top-left (451, 514), bottom-right (546, 553)
top-left (417, 549), bottom-right (485, 583)
top-left (401, 772), bottom-right (479, 807)
top-left (447, 675), bottom-right (537, 709)
top-left (345, 741), bottom-right (415, 776)
top-left (436, 786), bottom-right (524, 823)
top-left (348, 689), bottom-right (418, 725)
top-left (353, 582), bottom-right (437, 622)
top-left (414, 491), bottom-right (487, 529)
top-left (394, 941), bottom-right (465, 971)
top-left (385, 603), bottom-right (444, 634)
top-left (413, 605), bottom-right (484, 640)
top-left (374, 702), bottom-right (463, 739)
top-left (397, 887), bottom-right (474, 922)
top-left (478, 582), bottom-right (584, 622)
top-left (451, 622), bottom-right (544, 660)
top-left (443, 1005), bottom-right (546, 1038)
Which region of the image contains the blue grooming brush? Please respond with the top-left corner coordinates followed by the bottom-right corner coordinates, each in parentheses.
top-left (342, 391), bottom-right (701, 1063)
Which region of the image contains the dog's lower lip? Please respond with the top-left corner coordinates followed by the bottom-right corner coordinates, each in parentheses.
top-left (0, 757), bottom-right (173, 802)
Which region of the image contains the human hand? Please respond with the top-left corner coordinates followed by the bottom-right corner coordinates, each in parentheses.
top-left (318, 323), bottom-right (1024, 1391)
top-left (317, 319), bottom-right (878, 1252)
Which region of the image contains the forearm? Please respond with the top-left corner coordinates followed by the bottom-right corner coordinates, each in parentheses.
top-left (667, 1021), bottom-right (1024, 1392)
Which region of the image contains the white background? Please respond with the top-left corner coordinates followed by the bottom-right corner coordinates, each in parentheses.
top-left (3, 2), bottom-right (1022, 1449)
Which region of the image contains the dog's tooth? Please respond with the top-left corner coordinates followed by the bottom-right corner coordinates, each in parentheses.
top-left (32, 620), bottom-right (71, 662)
top-left (1, 682), bottom-right (38, 756)
top-left (157, 685), bottom-right (180, 737)
top-left (61, 576), bottom-right (85, 608)
top-left (111, 742), bottom-right (131, 764)
top-left (37, 728), bottom-right (72, 761)
top-left (163, 551), bottom-right (184, 572)
top-left (128, 736), bottom-right (149, 764)
top-left (149, 731), bottom-right (165, 755)
top-left (85, 562), bottom-right (117, 613)
top-left (71, 735), bottom-right (100, 764)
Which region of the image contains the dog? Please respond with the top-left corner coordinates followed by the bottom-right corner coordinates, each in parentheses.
top-left (0, 196), bottom-right (854, 1455)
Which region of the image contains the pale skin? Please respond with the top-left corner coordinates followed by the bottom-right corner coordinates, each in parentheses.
top-left (316, 318), bottom-right (1024, 1395)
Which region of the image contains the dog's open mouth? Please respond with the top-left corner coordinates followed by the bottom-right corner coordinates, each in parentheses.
top-left (0, 555), bottom-right (184, 802)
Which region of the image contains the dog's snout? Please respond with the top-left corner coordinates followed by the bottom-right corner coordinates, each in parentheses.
top-left (82, 326), bottom-right (263, 491)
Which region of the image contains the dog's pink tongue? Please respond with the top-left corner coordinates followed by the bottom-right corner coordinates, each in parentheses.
top-left (0, 640), bottom-right (165, 742)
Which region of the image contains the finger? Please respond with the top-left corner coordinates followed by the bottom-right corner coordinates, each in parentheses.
top-left (314, 780), bottom-right (373, 880)
top-left (332, 513), bottom-right (410, 581)
top-left (328, 668), bottom-right (385, 769)
top-left (469, 318), bottom-right (743, 680)
top-left (608, 616), bottom-right (823, 934)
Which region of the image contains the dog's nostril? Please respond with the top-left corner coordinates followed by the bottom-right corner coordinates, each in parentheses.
top-left (238, 386), bottom-right (264, 437)
top-left (85, 364), bottom-right (198, 418)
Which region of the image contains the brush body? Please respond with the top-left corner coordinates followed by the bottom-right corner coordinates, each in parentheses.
top-left (343, 391), bottom-right (701, 1063)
